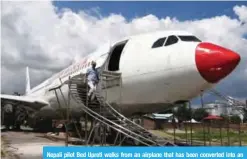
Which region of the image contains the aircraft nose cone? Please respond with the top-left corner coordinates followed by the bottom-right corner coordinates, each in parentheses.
top-left (195, 42), bottom-right (241, 83)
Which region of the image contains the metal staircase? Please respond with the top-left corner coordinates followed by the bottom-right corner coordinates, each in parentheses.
top-left (208, 89), bottom-right (246, 112)
top-left (67, 71), bottom-right (176, 146)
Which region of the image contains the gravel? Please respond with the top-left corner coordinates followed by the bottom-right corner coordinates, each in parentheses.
top-left (1, 131), bottom-right (67, 159)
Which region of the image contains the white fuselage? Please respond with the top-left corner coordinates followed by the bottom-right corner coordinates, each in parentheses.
top-left (25, 30), bottom-right (216, 118)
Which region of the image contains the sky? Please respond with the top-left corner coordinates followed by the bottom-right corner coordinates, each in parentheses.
top-left (1, 1), bottom-right (247, 106)
top-left (53, 1), bottom-right (245, 21)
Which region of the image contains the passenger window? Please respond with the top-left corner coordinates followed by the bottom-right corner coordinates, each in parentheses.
top-left (152, 37), bottom-right (166, 48)
top-left (164, 35), bottom-right (178, 46)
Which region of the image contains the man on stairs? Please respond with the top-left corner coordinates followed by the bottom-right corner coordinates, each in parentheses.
top-left (86, 61), bottom-right (100, 101)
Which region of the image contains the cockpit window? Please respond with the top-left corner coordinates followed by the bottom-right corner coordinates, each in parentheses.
top-left (164, 35), bottom-right (178, 46)
top-left (178, 36), bottom-right (201, 42)
top-left (152, 37), bottom-right (166, 48)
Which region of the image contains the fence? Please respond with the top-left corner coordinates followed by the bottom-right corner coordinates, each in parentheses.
top-left (142, 118), bottom-right (247, 146)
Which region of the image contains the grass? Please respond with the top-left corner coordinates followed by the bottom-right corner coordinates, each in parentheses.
top-left (149, 130), bottom-right (176, 139)
top-left (150, 128), bottom-right (247, 146)
top-left (1, 135), bottom-right (7, 158)
top-left (1, 149), bottom-right (6, 157)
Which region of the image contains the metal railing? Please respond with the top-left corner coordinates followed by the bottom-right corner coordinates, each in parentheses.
top-left (68, 72), bottom-right (176, 146)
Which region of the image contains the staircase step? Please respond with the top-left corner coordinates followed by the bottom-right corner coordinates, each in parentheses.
top-left (68, 81), bottom-right (177, 146)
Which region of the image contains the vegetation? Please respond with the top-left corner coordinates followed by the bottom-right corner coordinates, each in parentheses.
top-left (164, 128), bottom-right (247, 146)
top-left (220, 114), bottom-right (229, 122)
top-left (159, 108), bottom-right (173, 114)
top-left (243, 109), bottom-right (247, 123)
top-left (177, 130), bottom-right (246, 144)
top-left (174, 104), bottom-right (192, 121)
top-left (230, 115), bottom-right (241, 124)
top-left (1, 150), bottom-right (6, 157)
top-left (219, 114), bottom-right (241, 124)
top-left (173, 105), bottom-right (209, 122)
top-left (192, 108), bottom-right (209, 122)
top-left (13, 92), bottom-right (21, 96)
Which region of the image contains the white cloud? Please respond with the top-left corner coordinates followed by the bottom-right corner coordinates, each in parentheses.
top-left (1, 1), bottom-right (247, 97)
top-left (234, 5), bottom-right (247, 23)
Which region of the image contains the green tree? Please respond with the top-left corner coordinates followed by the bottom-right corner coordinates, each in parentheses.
top-left (13, 92), bottom-right (20, 96)
top-left (159, 109), bottom-right (172, 114)
top-left (243, 109), bottom-right (247, 123)
top-left (230, 115), bottom-right (241, 124)
top-left (192, 108), bottom-right (209, 122)
top-left (220, 114), bottom-right (229, 122)
top-left (174, 104), bottom-right (192, 121)
top-left (219, 114), bottom-right (232, 126)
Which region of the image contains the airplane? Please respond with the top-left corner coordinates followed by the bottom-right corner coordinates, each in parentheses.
top-left (1, 30), bottom-right (241, 130)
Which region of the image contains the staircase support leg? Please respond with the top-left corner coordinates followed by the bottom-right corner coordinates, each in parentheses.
top-left (87, 122), bottom-right (97, 145)
top-left (114, 132), bottom-right (120, 145)
top-left (118, 136), bottom-right (127, 146)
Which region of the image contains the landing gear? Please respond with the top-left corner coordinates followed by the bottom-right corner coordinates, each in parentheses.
top-left (3, 112), bottom-right (14, 130)
top-left (14, 107), bottom-right (28, 131)
top-left (32, 118), bottom-right (53, 132)
top-left (2, 104), bottom-right (15, 130)
top-left (1, 104), bottom-right (29, 131)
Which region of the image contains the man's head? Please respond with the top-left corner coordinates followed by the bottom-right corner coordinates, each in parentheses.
top-left (91, 61), bottom-right (96, 68)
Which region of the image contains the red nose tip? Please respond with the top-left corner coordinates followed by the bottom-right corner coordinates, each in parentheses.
top-left (195, 42), bottom-right (241, 83)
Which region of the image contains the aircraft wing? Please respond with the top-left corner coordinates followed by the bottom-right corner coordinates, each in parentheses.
top-left (0, 94), bottom-right (49, 111)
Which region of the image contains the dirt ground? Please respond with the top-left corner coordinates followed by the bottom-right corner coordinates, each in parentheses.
top-left (1, 131), bottom-right (68, 159)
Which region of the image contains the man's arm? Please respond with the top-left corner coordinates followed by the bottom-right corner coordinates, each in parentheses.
top-left (86, 68), bottom-right (90, 77)
top-left (96, 69), bottom-right (100, 81)
top-left (85, 68), bottom-right (90, 83)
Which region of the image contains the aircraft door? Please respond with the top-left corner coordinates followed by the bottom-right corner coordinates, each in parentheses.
top-left (102, 40), bottom-right (128, 104)
top-left (106, 40), bottom-right (128, 72)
